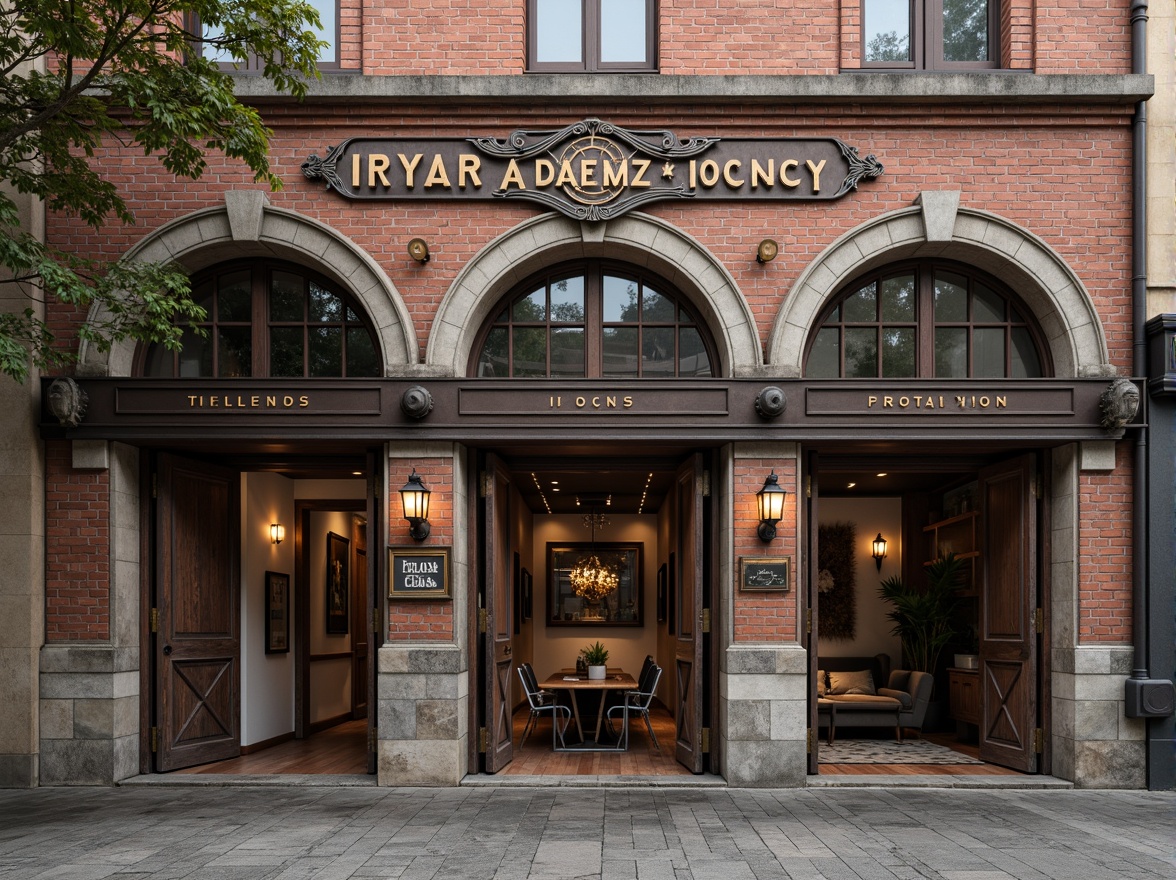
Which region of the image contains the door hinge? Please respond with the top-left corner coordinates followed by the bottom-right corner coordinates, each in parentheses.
top-left (478, 608), bottom-right (489, 634)
top-left (806, 728), bottom-right (815, 754)
top-left (479, 472), bottom-right (492, 497)
top-left (368, 726), bottom-right (378, 752)
top-left (701, 608), bottom-right (711, 634)
top-left (478, 727), bottom-right (488, 753)
top-left (151, 473), bottom-right (158, 499)
top-left (150, 726), bottom-right (159, 753)
top-left (700, 727), bottom-right (711, 754)
top-left (1035, 607), bottom-right (1044, 634)
top-left (372, 607), bottom-right (382, 634)
top-left (806, 608), bottom-right (812, 635)
top-left (150, 608), bottom-right (159, 633)
top-left (805, 474), bottom-right (811, 499)
top-left (701, 470), bottom-right (711, 497)
top-left (1033, 728), bottom-right (1044, 753)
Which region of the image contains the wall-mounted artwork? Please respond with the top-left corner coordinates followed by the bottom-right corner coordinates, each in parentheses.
top-left (326, 531), bottom-right (349, 634)
top-left (547, 542), bottom-right (643, 627)
top-left (265, 571), bottom-right (289, 654)
top-left (818, 521), bottom-right (856, 640)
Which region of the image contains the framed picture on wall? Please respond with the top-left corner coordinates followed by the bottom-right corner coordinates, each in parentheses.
top-left (657, 563), bottom-right (667, 622)
top-left (522, 568), bottom-right (532, 620)
top-left (513, 551), bottom-right (521, 635)
top-left (546, 542), bottom-right (643, 627)
top-left (326, 531), bottom-right (349, 634)
top-left (265, 571), bottom-right (290, 654)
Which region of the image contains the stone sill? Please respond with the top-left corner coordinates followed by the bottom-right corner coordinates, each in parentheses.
top-left (230, 73), bottom-right (1153, 106)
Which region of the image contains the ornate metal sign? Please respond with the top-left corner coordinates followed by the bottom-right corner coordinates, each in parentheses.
top-left (302, 118), bottom-right (883, 220)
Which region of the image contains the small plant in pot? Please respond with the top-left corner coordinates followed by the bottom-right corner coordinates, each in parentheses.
top-left (580, 641), bottom-right (609, 680)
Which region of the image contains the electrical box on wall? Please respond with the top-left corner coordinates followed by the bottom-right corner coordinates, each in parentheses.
top-left (1145, 314), bottom-right (1176, 397)
top-left (1124, 677), bottom-right (1176, 718)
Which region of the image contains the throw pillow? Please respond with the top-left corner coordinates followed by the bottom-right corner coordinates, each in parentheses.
top-left (828, 669), bottom-right (876, 696)
top-left (817, 669), bottom-right (827, 697)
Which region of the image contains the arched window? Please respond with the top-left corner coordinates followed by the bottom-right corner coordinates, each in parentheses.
top-left (804, 261), bottom-right (1048, 378)
top-left (140, 261), bottom-right (381, 378)
top-left (471, 262), bottom-right (716, 378)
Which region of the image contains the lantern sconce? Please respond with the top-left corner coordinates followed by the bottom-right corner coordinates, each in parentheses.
top-left (270, 523), bottom-right (286, 545)
top-left (407, 238), bottom-right (430, 263)
top-left (399, 469), bottom-right (432, 541)
top-left (872, 533), bottom-right (888, 570)
top-left (756, 239), bottom-right (779, 264)
top-left (755, 471), bottom-right (787, 542)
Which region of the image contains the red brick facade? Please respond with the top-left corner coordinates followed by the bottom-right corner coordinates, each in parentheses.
top-left (386, 457), bottom-right (455, 641)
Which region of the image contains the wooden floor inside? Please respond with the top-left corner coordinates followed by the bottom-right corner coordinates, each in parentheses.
top-left (169, 717), bottom-right (1020, 779)
top-left (818, 731), bottom-right (1022, 776)
top-left (174, 719), bottom-right (368, 775)
top-left (501, 703), bottom-right (691, 776)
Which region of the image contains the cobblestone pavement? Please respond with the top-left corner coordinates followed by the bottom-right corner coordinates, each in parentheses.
top-left (0, 785), bottom-right (1172, 880)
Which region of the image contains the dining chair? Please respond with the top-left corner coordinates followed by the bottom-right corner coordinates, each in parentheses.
top-left (517, 663), bottom-right (571, 749)
top-left (605, 663), bottom-right (663, 752)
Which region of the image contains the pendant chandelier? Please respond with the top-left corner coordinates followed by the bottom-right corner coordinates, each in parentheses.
top-left (570, 502), bottom-right (618, 601)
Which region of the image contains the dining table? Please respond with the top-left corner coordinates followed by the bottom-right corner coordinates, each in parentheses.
top-left (541, 670), bottom-right (638, 751)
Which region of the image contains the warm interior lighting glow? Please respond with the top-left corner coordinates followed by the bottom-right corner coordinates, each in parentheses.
top-left (270, 523), bottom-right (285, 545)
top-left (756, 471), bottom-right (787, 542)
top-left (399, 469), bottom-right (432, 541)
top-left (872, 533), bottom-right (888, 570)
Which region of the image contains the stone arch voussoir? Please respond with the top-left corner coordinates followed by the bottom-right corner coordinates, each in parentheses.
top-left (427, 212), bottom-right (761, 378)
top-left (767, 204), bottom-right (1112, 379)
top-left (77, 195), bottom-right (416, 377)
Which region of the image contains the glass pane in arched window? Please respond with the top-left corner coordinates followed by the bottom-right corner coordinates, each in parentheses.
top-left (473, 262), bottom-right (715, 378)
top-left (807, 262), bottom-right (1047, 379)
top-left (141, 262), bottom-right (380, 378)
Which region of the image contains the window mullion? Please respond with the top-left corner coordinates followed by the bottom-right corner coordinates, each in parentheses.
top-left (918, 270), bottom-right (935, 377)
top-left (586, 0), bottom-right (601, 72)
top-left (253, 269), bottom-right (268, 377)
top-left (586, 270), bottom-right (602, 377)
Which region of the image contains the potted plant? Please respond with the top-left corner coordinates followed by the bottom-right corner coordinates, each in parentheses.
top-left (580, 641), bottom-right (609, 680)
top-left (877, 553), bottom-right (965, 676)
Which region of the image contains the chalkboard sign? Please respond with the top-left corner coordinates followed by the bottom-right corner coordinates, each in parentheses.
top-left (740, 556), bottom-right (791, 592)
top-left (389, 547), bottom-right (450, 599)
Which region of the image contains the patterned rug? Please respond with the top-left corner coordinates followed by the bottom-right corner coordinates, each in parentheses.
top-left (818, 739), bottom-right (983, 764)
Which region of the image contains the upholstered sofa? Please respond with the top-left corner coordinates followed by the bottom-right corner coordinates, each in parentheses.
top-left (817, 654), bottom-right (933, 741)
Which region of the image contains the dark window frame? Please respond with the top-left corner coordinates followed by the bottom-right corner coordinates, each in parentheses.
top-left (137, 259), bottom-right (382, 379)
top-left (803, 260), bottom-right (1051, 379)
top-left (859, 0), bottom-right (1000, 71)
top-left (469, 261), bottom-right (717, 378)
top-left (526, 0), bottom-right (658, 73)
top-left (187, 2), bottom-right (342, 73)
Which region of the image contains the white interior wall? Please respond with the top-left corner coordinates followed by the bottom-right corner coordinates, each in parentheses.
top-left (240, 472), bottom-right (296, 747)
top-left (530, 514), bottom-right (658, 679)
top-left (309, 509), bottom-right (355, 725)
top-left (817, 496), bottom-right (903, 669)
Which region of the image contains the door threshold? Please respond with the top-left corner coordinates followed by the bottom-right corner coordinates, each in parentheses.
top-left (462, 773), bottom-right (727, 788)
top-left (119, 773), bottom-right (377, 787)
top-left (806, 773), bottom-right (1073, 789)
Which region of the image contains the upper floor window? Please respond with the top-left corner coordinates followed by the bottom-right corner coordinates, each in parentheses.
top-left (528, 0), bottom-right (657, 72)
top-left (196, 0), bottom-right (339, 70)
top-left (805, 262), bottom-right (1047, 378)
top-left (141, 261), bottom-right (381, 378)
top-left (863, 0), bottom-right (998, 70)
top-left (472, 262), bottom-right (714, 378)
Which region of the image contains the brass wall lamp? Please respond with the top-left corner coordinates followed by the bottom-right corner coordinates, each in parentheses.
top-left (408, 238), bottom-right (430, 263)
top-left (756, 471), bottom-right (787, 542)
top-left (399, 469), bottom-right (432, 541)
top-left (872, 533), bottom-right (888, 570)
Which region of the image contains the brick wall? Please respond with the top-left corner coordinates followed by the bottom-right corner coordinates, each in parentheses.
top-left (44, 441), bottom-right (110, 641)
top-left (1078, 441), bottom-right (1134, 643)
top-left (732, 457), bottom-right (799, 642)
top-left (386, 457), bottom-right (454, 640)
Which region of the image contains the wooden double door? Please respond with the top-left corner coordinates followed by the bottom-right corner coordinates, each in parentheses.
top-left (149, 452), bottom-right (379, 774)
top-left (477, 452), bottom-right (711, 775)
top-left (806, 452), bottom-right (1043, 774)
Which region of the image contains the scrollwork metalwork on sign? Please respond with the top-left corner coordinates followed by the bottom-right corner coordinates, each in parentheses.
top-left (470, 117), bottom-right (719, 161)
top-left (301, 143), bottom-right (348, 191)
top-left (833, 142), bottom-right (885, 198)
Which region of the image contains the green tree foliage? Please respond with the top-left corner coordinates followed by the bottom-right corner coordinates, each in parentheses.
top-left (0, 0), bottom-right (326, 382)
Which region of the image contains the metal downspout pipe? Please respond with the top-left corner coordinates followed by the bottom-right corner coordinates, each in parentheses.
top-left (1129, 0), bottom-right (1149, 686)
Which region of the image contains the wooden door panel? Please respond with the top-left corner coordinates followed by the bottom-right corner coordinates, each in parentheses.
top-left (978, 453), bottom-right (1037, 772)
top-left (806, 451), bottom-right (820, 775)
top-left (482, 454), bottom-right (514, 773)
top-left (674, 454), bottom-right (704, 772)
top-left (156, 453), bottom-right (240, 772)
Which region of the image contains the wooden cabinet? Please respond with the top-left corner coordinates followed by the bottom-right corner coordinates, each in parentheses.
top-left (923, 510), bottom-right (979, 594)
top-left (948, 668), bottom-right (980, 726)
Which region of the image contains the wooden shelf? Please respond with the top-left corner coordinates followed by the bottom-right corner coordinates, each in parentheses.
top-left (923, 510), bottom-right (978, 591)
